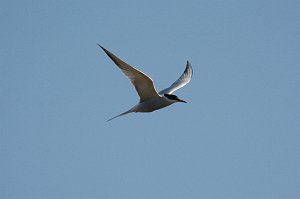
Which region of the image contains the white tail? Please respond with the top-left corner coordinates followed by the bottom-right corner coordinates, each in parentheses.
top-left (106, 109), bottom-right (135, 122)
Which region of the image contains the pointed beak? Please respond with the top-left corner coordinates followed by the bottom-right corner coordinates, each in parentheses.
top-left (177, 99), bottom-right (187, 103)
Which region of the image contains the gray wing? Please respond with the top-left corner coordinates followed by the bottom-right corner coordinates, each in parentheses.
top-left (159, 61), bottom-right (193, 95)
top-left (99, 45), bottom-right (160, 102)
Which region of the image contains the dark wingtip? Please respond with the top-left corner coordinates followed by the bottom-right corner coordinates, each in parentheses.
top-left (186, 60), bottom-right (192, 67)
top-left (97, 44), bottom-right (105, 51)
top-left (187, 60), bottom-right (192, 68)
top-left (97, 44), bottom-right (112, 58)
top-left (185, 60), bottom-right (193, 77)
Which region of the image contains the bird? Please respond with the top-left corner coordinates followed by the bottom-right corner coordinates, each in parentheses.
top-left (98, 44), bottom-right (193, 121)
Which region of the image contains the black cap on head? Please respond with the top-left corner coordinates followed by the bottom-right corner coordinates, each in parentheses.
top-left (164, 94), bottom-right (178, 100)
top-left (164, 94), bottom-right (187, 103)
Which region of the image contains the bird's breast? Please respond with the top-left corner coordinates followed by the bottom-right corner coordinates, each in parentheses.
top-left (136, 97), bottom-right (174, 112)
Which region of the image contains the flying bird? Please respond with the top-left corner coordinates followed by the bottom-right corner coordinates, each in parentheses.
top-left (98, 44), bottom-right (193, 121)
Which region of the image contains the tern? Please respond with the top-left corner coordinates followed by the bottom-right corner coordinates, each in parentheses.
top-left (98, 45), bottom-right (193, 121)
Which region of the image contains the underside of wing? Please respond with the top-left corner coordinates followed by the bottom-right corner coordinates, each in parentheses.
top-left (159, 61), bottom-right (193, 95)
top-left (99, 45), bottom-right (160, 102)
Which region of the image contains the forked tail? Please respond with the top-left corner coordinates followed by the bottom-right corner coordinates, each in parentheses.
top-left (107, 109), bottom-right (135, 122)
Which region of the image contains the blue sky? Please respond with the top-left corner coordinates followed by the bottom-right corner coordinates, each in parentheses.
top-left (1, 0), bottom-right (299, 198)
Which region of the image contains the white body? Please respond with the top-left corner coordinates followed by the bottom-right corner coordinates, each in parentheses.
top-left (98, 45), bottom-right (193, 121)
top-left (131, 96), bottom-right (175, 112)
top-left (108, 96), bottom-right (176, 121)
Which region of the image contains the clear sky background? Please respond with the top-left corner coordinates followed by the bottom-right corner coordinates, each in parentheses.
top-left (1, 0), bottom-right (299, 199)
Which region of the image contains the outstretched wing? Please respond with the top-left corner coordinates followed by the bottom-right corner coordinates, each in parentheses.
top-left (99, 45), bottom-right (160, 102)
top-left (159, 61), bottom-right (193, 94)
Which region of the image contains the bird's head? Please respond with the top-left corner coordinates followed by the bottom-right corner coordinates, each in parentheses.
top-left (164, 94), bottom-right (187, 103)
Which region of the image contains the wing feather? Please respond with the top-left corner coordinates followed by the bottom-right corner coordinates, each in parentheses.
top-left (159, 61), bottom-right (193, 94)
top-left (99, 45), bottom-right (160, 102)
